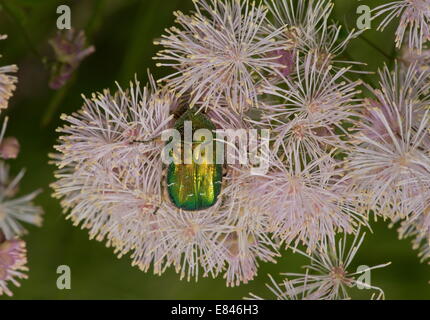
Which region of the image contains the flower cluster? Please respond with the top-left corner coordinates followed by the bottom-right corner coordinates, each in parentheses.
top-left (247, 232), bottom-right (390, 300)
top-left (344, 61), bottom-right (430, 264)
top-left (52, 78), bottom-right (281, 286)
top-left (265, 0), bottom-right (363, 73)
top-left (153, 0), bottom-right (288, 112)
top-left (373, 0), bottom-right (430, 52)
top-left (49, 29), bottom-right (95, 90)
top-left (0, 35), bottom-right (18, 112)
top-left (346, 64), bottom-right (430, 219)
top-left (0, 36), bottom-right (44, 296)
top-left (51, 0), bottom-right (430, 297)
top-left (0, 239), bottom-right (29, 297)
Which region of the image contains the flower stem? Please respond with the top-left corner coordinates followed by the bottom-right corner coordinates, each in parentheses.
top-left (41, 74), bottom-right (77, 127)
top-left (0, 0), bottom-right (46, 65)
top-left (359, 34), bottom-right (396, 61)
top-left (343, 51), bottom-right (378, 88)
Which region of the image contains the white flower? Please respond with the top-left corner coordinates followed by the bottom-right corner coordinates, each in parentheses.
top-left (221, 228), bottom-right (279, 287)
top-left (237, 152), bottom-right (365, 252)
top-left (0, 239), bottom-right (28, 297)
top-left (279, 232), bottom-right (390, 300)
top-left (396, 206), bottom-right (430, 263)
top-left (51, 78), bottom-right (175, 271)
top-left (221, 178), bottom-right (280, 286)
top-left (130, 204), bottom-right (234, 281)
top-left (345, 64), bottom-right (430, 219)
top-left (265, 0), bottom-right (363, 72)
top-left (258, 54), bottom-right (362, 163)
top-left (0, 162), bottom-right (43, 240)
top-left (52, 77), bottom-right (282, 286)
top-left (373, 0), bottom-right (430, 51)
top-left (245, 274), bottom-right (328, 300)
top-left (0, 35), bottom-right (18, 112)
top-left (154, 0), bottom-right (288, 112)
top-left (54, 77), bottom-right (174, 189)
top-left (400, 46), bottom-right (430, 71)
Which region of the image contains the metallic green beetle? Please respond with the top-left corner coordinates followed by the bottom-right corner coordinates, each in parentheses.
top-left (166, 109), bottom-right (222, 211)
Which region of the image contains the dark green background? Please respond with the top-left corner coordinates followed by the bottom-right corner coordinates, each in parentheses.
top-left (0, 0), bottom-right (428, 299)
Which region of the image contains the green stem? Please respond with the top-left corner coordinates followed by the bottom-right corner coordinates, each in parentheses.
top-left (118, 0), bottom-right (181, 84)
top-left (388, 40), bottom-right (399, 69)
top-left (85, 0), bottom-right (107, 36)
top-left (359, 34), bottom-right (396, 61)
top-left (343, 51), bottom-right (378, 88)
top-left (0, 0), bottom-right (46, 64)
top-left (41, 74), bottom-right (77, 127)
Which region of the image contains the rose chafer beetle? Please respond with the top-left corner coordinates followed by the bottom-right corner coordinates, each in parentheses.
top-left (166, 108), bottom-right (223, 211)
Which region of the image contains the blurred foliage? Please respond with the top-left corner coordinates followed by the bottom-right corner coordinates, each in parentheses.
top-left (0, 0), bottom-right (428, 299)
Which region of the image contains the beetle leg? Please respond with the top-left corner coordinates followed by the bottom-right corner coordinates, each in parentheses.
top-left (222, 165), bottom-right (228, 177)
top-left (153, 206), bottom-right (160, 215)
top-left (153, 169), bottom-right (168, 215)
top-left (132, 137), bottom-right (157, 144)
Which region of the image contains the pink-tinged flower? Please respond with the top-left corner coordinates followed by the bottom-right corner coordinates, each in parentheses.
top-left (0, 162), bottom-right (43, 239)
top-left (102, 181), bottom-right (236, 280)
top-left (145, 207), bottom-right (232, 281)
top-left (276, 232), bottom-right (390, 300)
top-left (373, 0), bottom-right (430, 51)
top-left (101, 177), bottom-right (279, 286)
top-left (395, 205), bottom-right (430, 263)
top-left (245, 274), bottom-right (327, 300)
top-left (400, 46), bottom-right (430, 71)
top-left (154, 0), bottom-right (288, 112)
top-left (346, 64), bottom-right (430, 219)
top-left (268, 49), bottom-right (296, 77)
top-left (265, 0), bottom-right (333, 51)
top-left (258, 54), bottom-right (362, 164)
top-left (51, 77), bottom-right (175, 250)
top-left (221, 228), bottom-right (279, 287)
top-left (52, 77), bottom-right (278, 286)
top-left (0, 238), bottom-right (28, 297)
top-left (418, 241), bottom-right (430, 263)
top-left (0, 35), bottom-right (18, 111)
top-left (218, 177), bottom-right (280, 286)
top-left (265, 0), bottom-right (363, 73)
top-left (0, 137), bottom-right (20, 160)
top-left (236, 152), bottom-right (365, 252)
top-left (53, 77), bottom-right (174, 189)
top-left (373, 61), bottom-right (430, 113)
top-left (0, 119), bottom-right (43, 239)
top-left (49, 29), bottom-right (95, 90)
top-left (358, 98), bottom-right (400, 142)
